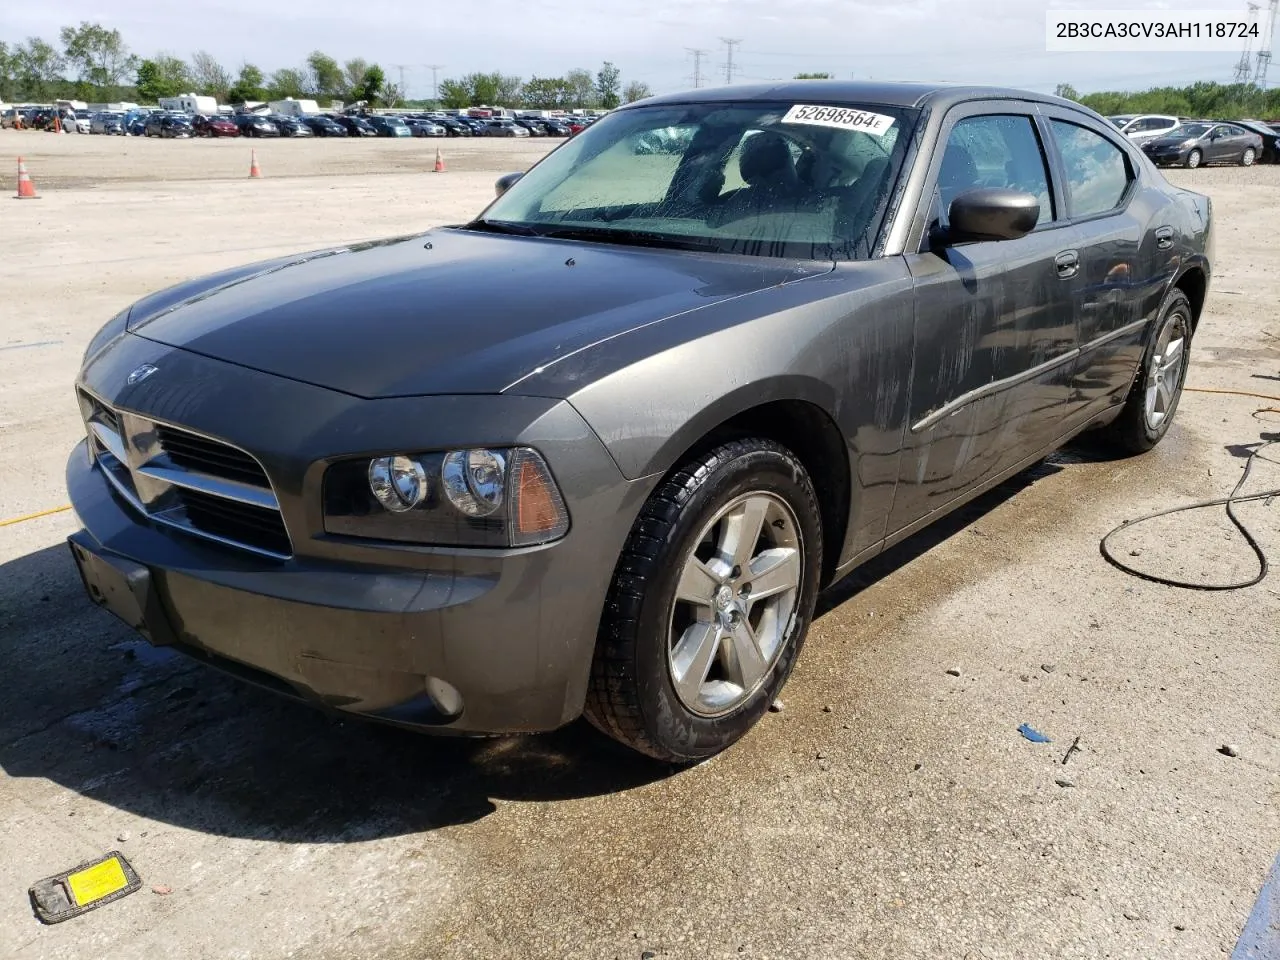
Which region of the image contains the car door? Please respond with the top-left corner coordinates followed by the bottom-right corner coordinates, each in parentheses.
top-left (890, 104), bottom-right (1081, 533)
top-left (1207, 124), bottom-right (1234, 162)
top-left (1040, 112), bottom-right (1149, 425)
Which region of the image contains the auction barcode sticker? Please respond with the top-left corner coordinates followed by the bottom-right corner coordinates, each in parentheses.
top-left (781, 105), bottom-right (896, 137)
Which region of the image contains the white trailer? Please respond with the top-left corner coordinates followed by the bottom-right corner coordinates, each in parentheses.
top-left (268, 98), bottom-right (320, 116)
top-left (158, 94), bottom-right (218, 114)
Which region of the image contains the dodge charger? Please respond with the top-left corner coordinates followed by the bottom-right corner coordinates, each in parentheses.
top-left (67, 82), bottom-right (1212, 761)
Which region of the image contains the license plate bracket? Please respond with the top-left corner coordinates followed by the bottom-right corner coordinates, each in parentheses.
top-left (67, 532), bottom-right (177, 646)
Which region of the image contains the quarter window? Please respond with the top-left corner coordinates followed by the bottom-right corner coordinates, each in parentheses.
top-left (1049, 120), bottom-right (1132, 219)
top-left (937, 114), bottom-right (1053, 226)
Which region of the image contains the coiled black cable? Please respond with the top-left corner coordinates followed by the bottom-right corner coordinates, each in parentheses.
top-left (1100, 438), bottom-right (1278, 590)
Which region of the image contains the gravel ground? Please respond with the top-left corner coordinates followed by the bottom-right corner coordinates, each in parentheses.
top-left (0, 132), bottom-right (1277, 960)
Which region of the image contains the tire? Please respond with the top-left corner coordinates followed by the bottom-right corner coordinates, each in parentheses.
top-left (1186, 149), bottom-right (1202, 169)
top-left (585, 438), bottom-right (824, 762)
top-left (1097, 287), bottom-right (1193, 454)
top-left (1241, 147), bottom-right (1256, 167)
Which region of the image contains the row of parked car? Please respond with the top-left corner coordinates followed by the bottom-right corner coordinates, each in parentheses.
top-left (1108, 113), bottom-right (1280, 167)
top-left (4, 105), bottom-right (599, 141)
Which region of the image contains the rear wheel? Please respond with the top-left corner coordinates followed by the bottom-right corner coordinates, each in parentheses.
top-left (1241, 147), bottom-right (1256, 167)
top-left (1097, 288), bottom-right (1192, 454)
top-left (585, 438), bottom-right (823, 762)
top-left (1186, 149), bottom-right (1202, 169)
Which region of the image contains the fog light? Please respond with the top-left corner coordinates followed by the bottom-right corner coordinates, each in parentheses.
top-left (368, 455), bottom-right (427, 512)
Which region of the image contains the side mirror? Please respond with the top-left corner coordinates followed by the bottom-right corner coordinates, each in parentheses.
top-left (944, 188), bottom-right (1040, 243)
top-left (495, 171), bottom-right (524, 197)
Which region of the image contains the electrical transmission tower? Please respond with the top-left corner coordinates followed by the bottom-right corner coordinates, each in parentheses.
top-left (1233, 2), bottom-right (1260, 82)
top-left (1253, 0), bottom-right (1278, 87)
top-left (390, 64), bottom-right (409, 102)
top-left (686, 48), bottom-right (709, 87)
top-left (423, 64), bottom-right (444, 102)
top-left (720, 38), bottom-right (741, 84)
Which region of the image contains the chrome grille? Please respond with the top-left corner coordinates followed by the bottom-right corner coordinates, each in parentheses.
top-left (79, 390), bottom-right (292, 560)
top-left (154, 425), bottom-right (272, 488)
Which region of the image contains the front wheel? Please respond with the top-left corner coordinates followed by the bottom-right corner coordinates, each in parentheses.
top-left (1186, 149), bottom-right (1202, 169)
top-left (585, 438), bottom-right (823, 762)
top-left (1097, 287), bottom-right (1193, 454)
top-left (1241, 147), bottom-right (1256, 167)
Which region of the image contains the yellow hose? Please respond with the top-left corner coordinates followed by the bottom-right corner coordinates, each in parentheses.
top-left (0, 504), bottom-right (72, 527)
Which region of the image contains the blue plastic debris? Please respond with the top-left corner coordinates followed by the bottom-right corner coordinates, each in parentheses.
top-left (1018, 723), bottom-right (1052, 743)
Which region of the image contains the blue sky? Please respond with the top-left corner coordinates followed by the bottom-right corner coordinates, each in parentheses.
top-left (1, 0), bottom-right (1262, 97)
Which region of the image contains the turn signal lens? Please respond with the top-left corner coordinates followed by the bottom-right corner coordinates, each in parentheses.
top-left (510, 448), bottom-right (569, 545)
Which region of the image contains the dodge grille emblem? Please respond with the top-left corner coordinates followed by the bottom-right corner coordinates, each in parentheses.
top-left (126, 363), bottom-right (159, 385)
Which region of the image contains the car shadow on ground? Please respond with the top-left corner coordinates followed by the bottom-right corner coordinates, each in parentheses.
top-left (0, 441), bottom-right (1108, 845)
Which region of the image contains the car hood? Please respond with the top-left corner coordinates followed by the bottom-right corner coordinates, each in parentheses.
top-left (1146, 135), bottom-right (1198, 148)
top-left (126, 229), bottom-right (832, 399)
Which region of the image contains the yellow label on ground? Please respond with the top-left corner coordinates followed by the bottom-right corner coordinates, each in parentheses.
top-left (66, 858), bottom-right (128, 906)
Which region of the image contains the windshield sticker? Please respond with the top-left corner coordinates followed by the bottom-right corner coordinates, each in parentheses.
top-left (781, 105), bottom-right (896, 137)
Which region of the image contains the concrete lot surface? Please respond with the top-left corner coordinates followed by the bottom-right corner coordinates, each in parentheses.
top-left (1, 133), bottom-right (1277, 960)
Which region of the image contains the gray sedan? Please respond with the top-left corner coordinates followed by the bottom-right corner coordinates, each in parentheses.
top-left (66, 81), bottom-right (1211, 761)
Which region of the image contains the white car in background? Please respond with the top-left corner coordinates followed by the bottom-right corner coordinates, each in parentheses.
top-left (1108, 114), bottom-right (1182, 143)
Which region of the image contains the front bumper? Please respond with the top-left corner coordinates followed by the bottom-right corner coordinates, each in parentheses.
top-left (66, 339), bottom-right (651, 734)
top-left (1144, 148), bottom-right (1189, 166)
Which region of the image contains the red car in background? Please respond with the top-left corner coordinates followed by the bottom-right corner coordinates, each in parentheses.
top-left (193, 114), bottom-right (240, 138)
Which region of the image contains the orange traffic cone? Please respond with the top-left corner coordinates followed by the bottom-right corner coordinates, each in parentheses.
top-left (248, 149), bottom-right (263, 179)
top-left (15, 157), bottom-right (38, 199)
top-left (433, 146), bottom-right (446, 173)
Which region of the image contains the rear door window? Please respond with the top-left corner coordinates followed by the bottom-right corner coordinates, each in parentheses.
top-left (1048, 120), bottom-right (1133, 219)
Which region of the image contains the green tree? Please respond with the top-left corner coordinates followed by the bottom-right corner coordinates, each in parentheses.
top-left (227, 63), bottom-right (265, 104)
top-left (0, 42), bottom-right (15, 101)
top-left (354, 64), bottom-right (385, 105)
top-left (381, 80), bottom-right (403, 107)
top-left (438, 77), bottom-right (470, 109)
top-left (14, 37), bottom-right (66, 101)
top-left (267, 67), bottom-right (308, 100)
top-left (1054, 83), bottom-right (1080, 101)
top-left (622, 80), bottom-right (651, 103)
top-left (306, 51), bottom-right (343, 99)
top-left (189, 50), bottom-right (231, 101)
top-left (794, 72), bottom-right (832, 79)
top-left (462, 72), bottom-right (501, 105)
top-left (59, 22), bottom-right (136, 92)
top-left (595, 61), bottom-right (621, 109)
top-left (565, 68), bottom-right (596, 108)
top-left (342, 58), bottom-right (369, 101)
top-left (523, 76), bottom-right (569, 109)
top-left (495, 74), bottom-right (523, 106)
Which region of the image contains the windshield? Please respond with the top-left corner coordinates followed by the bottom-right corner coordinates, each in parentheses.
top-left (1181, 123), bottom-right (1210, 138)
top-left (478, 100), bottom-right (917, 260)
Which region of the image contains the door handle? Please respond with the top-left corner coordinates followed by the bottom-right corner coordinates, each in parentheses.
top-left (1154, 226), bottom-right (1174, 250)
top-left (1054, 250), bottom-right (1080, 279)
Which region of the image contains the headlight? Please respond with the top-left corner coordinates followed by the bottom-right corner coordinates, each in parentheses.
top-left (368, 455), bottom-right (428, 512)
top-left (323, 447), bottom-right (569, 547)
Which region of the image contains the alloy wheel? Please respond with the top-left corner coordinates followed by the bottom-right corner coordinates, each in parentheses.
top-left (1242, 148), bottom-right (1256, 167)
top-left (1144, 308), bottom-right (1189, 431)
top-left (1187, 150), bottom-right (1201, 169)
top-left (668, 492), bottom-right (803, 717)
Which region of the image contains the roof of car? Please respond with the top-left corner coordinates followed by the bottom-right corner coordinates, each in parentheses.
top-left (629, 80), bottom-right (1078, 111)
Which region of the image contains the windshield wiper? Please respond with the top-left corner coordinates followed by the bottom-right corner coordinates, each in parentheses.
top-left (539, 226), bottom-right (722, 252)
top-left (463, 218), bottom-right (542, 236)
